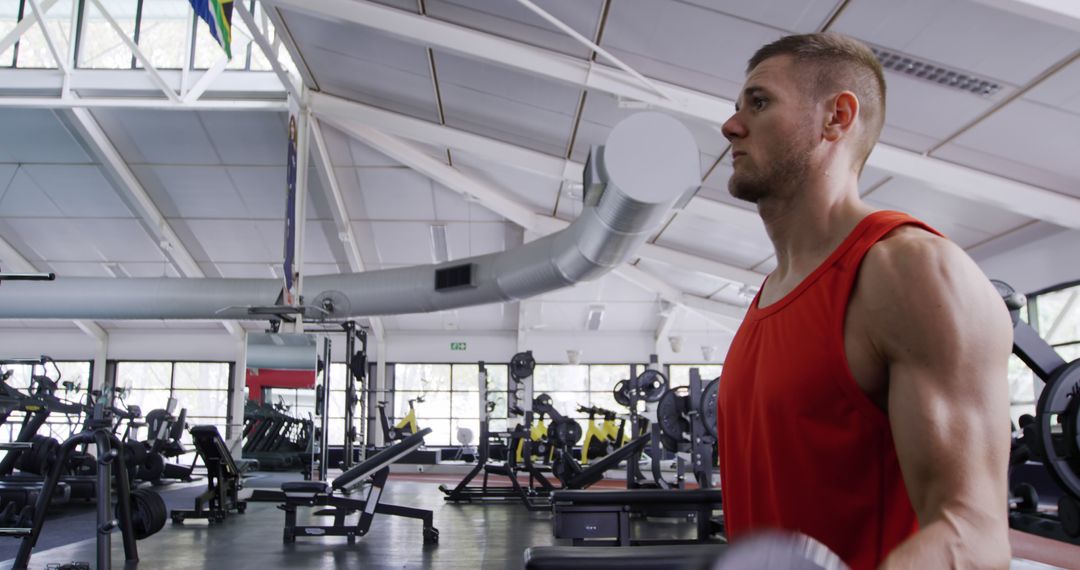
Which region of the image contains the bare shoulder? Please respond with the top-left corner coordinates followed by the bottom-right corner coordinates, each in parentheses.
top-left (855, 225), bottom-right (1009, 357)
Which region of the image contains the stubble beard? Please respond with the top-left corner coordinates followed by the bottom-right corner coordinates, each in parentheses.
top-left (728, 135), bottom-right (815, 205)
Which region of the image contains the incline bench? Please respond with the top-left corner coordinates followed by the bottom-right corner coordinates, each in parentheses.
top-left (552, 487), bottom-right (724, 546)
top-left (279, 427), bottom-right (439, 544)
top-left (171, 425), bottom-right (251, 524)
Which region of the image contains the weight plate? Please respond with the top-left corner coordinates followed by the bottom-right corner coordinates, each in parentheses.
top-left (552, 420), bottom-right (582, 447)
top-left (1035, 360), bottom-right (1080, 502)
top-left (510, 351), bottom-right (536, 381)
top-left (656, 388), bottom-right (690, 444)
top-left (533, 394), bottom-right (553, 412)
top-left (634, 369), bottom-right (668, 403)
top-left (991, 279), bottom-right (1024, 327)
top-left (613, 380), bottom-right (631, 408)
top-left (700, 378), bottom-right (720, 438)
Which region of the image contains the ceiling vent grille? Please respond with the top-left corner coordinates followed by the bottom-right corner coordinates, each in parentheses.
top-left (869, 46), bottom-right (1002, 97)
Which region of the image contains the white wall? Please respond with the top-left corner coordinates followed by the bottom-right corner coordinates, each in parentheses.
top-left (976, 226), bottom-right (1080, 294)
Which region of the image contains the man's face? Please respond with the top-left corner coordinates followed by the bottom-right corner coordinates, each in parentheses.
top-left (722, 55), bottom-right (819, 204)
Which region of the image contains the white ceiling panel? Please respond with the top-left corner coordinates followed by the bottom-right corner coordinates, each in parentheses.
top-left (21, 165), bottom-right (133, 218)
top-left (90, 109), bottom-right (219, 165)
top-left (216, 263), bottom-right (277, 279)
top-left (454, 302), bottom-right (515, 331)
top-left (601, 0), bottom-right (781, 100)
top-left (302, 262), bottom-right (343, 276)
top-left (303, 221), bottom-right (344, 265)
top-left (445, 222), bottom-right (511, 260)
top-left (367, 221), bottom-right (441, 265)
top-left (431, 182), bottom-right (506, 222)
top-left (540, 272), bottom-right (658, 303)
top-left (679, 0), bottom-right (840, 33)
top-left (426, 0), bottom-right (604, 59)
top-left (1025, 57), bottom-right (1080, 116)
top-left (655, 213), bottom-right (774, 269)
top-left (0, 169), bottom-right (64, 218)
top-left (878, 71), bottom-right (1002, 151)
top-left (347, 137), bottom-right (404, 168)
top-left (304, 46), bottom-right (440, 123)
top-left (356, 169), bottom-right (437, 221)
top-left (132, 165), bottom-right (246, 219)
top-left (831, 0), bottom-right (1079, 86)
top-left (864, 178), bottom-right (1032, 248)
top-left (282, 8), bottom-right (432, 71)
top-left (540, 301), bottom-right (659, 332)
top-left (70, 219), bottom-right (164, 262)
top-left (0, 109), bottom-right (91, 164)
top-left (228, 166), bottom-right (288, 219)
top-left (184, 219), bottom-right (278, 263)
top-left (4, 218), bottom-right (111, 261)
top-left (318, 124), bottom-right (360, 167)
top-left (198, 111), bottom-right (287, 166)
top-left (636, 257), bottom-right (736, 298)
top-left (935, 99), bottom-right (1080, 198)
top-left (439, 94), bottom-right (575, 157)
top-left (47, 262), bottom-right (113, 278)
top-left (117, 263), bottom-right (180, 279)
top-left (451, 153), bottom-right (559, 215)
top-left (878, 125), bottom-right (940, 154)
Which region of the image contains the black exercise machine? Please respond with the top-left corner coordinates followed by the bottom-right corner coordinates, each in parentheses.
top-left (171, 425), bottom-right (249, 524)
top-left (266, 427), bottom-right (438, 544)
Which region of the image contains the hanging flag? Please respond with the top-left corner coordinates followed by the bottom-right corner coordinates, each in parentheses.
top-left (189, 0), bottom-right (234, 59)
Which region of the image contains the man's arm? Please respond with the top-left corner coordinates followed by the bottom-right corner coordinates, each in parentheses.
top-left (860, 230), bottom-right (1013, 569)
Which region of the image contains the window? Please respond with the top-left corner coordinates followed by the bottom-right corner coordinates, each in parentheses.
top-left (13, 0), bottom-right (76, 69)
top-left (0, 360), bottom-right (92, 442)
top-left (134, 0), bottom-right (189, 69)
top-left (667, 365), bottom-right (723, 389)
top-left (78, 0), bottom-right (137, 69)
top-left (1012, 282), bottom-right (1080, 425)
top-left (391, 363), bottom-right (509, 446)
top-left (1, 1), bottom-right (20, 67)
top-left (116, 361), bottom-right (230, 447)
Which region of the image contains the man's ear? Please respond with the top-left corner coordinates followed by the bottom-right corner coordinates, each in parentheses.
top-left (823, 91), bottom-right (859, 142)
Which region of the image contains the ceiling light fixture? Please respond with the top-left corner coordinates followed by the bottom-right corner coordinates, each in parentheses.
top-left (869, 46), bottom-right (1001, 97)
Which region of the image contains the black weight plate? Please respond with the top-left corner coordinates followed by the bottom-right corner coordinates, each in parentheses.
top-left (510, 351), bottom-right (536, 381)
top-left (613, 380), bottom-right (630, 408)
top-left (656, 388), bottom-right (690, 444)
top-left (1035, 361), bottom-right (1080, 502)
top-left (634, 370), bottom-right (668, 403)
top-left (700, 378), bottom-right (720, 438)
top-left (552, 420), bottom-right (582, 447)
top-left (533, 394), bottom-right (553, 412)
top-left (1062, 495), bottom-right (1080, 538)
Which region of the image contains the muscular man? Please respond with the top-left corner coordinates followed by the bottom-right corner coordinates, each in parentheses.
top-left (715, 33), bottom-right (1012, 569)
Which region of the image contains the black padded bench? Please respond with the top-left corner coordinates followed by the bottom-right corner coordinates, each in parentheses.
top-left (171, 425), bottom-right (247, 524)
top-left (552, 488), bottom-right (724, 546)
top-left (279, 428), bottom-right (439, 545)
top-left (524, 544), bottom-right (726, 570)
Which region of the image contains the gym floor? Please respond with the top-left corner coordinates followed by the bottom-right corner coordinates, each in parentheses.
top-left (0, 470), bottom-right (704, 570)
top-left (2, 469), bottom-right (1076, 569)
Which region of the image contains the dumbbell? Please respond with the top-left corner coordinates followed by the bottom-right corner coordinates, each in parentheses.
top-left (686, 532), bottom-right (848, 570)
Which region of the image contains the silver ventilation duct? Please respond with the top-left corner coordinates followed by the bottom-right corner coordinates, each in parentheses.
top-left (0, 112), bottom-right (700, 321)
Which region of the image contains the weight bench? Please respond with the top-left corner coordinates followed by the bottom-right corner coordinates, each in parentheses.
top-left (171, 425), bottom-right (247, 524)
top-left (524, 544), bottom-right (725, 570)
top-left (279, 427), bottom-right (439, 544)
top-left (552, 488), bottom-right (723, 546)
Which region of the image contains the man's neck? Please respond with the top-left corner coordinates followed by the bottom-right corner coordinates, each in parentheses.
top-left (758, 173), bottom-right (873, 286)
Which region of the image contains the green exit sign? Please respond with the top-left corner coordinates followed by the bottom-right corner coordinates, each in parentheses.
top-left (450, 342), bottom-right (467, 351)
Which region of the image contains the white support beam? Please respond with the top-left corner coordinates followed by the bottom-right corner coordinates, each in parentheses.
top-left (66, 108), bottom-right (203, 278)
top-left (181, 56), bottom-right (232, 104)
top-left (616, 265), bottom-right (743, 333)
top-left (308, 117), bottom-right (386, 341)
top-left (973, 0), bottom-right (1080, 32)
top-left (235, 1), bottom-right (302, 102)
top-left (654, 302), bottom-right (681, 343)
top-left (64, 108), bottom-right (248, 336)
top-left (639, 242), bottom-right (765, 287)
top-left (335, 122), bottom-right (542, 230)
top-left (314, 94), bottom-right (762, 234)
top-left (0, 0), bottom-right (59, 57)
top-left (275, 0), bottom-right (1080, 229)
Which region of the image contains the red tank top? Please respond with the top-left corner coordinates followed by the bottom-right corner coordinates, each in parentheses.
top-left (717, 211), bottom-right (938, 570)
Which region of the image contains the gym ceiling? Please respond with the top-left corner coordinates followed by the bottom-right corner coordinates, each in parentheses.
top-left (0, 0), bottom-right (1077, 346)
